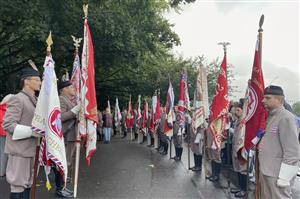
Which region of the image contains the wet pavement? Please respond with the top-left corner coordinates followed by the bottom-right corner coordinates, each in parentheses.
top-left (0, 135), bottom-right (299, 198)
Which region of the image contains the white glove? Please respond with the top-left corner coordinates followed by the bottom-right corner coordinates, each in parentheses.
top-left (12, 124), bottom-right (33, 140)
top-left (71, 104), bottom-right (80, 114)
top-left (276, 162), bottom-right (299, 188)
top-left (276, 178), bottom-right (290, 187)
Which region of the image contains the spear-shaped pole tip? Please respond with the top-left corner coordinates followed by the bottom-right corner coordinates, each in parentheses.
top-left (83, 4), bottom-right (88, 19)
top-left (46, 31), bottom-right (53, 53)
top-left (259, 14), bottom-right (264, 32)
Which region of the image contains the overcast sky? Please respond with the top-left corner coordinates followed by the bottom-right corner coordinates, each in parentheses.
top-left (165, 0), bottom-right (299, 104)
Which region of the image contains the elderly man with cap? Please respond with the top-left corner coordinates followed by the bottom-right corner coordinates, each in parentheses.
top-left (2, 67), bottom-right (41, 199)
top-left (259, 85), bottom-right (300, 199)
top-left (58, 80), bottom-right (80, 185)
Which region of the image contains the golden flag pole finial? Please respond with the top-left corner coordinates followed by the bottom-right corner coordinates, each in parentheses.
top-left (46, 31), bottom-right (53, 53)
top-left (83, 4), bottom-right (88, 19)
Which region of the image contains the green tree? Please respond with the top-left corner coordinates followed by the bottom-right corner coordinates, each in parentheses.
top-left (292, 101), bottom-right (300, 117)
top-left (0, 0), bottom-right (192, 106)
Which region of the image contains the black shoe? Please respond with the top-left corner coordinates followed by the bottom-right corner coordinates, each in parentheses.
top-left (66, 177), bottom-right (72, 183)
top-left (121, 136), bottom-right (126, 139)
top-left (174, 156), bottom-right (181, 161)
top-left (208, 176), bottom-right (219, 182)
top-left (206, 175), bottom-right (214, 180)
top-left (234, 190), bottom-right (246, 198)
top-left (191, 166), bottom-right (202, 172)
top-left (158, 146), bottom-right (164, 153)
top-left (64, 188), bottom-right (74, 194)
top-left (147, 145), bottom-right (151, 147)
top-left (161, 151), bottom-right (168, 155)
top-left (56, 189), bottom-right (74, 198)
top-left (230, 188), bottom-right (240, 194)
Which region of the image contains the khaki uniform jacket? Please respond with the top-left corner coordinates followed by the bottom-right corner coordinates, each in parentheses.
top-left (2, 90), bottom-right (37, 158)
top-left (158, 112), bottom-right (166, 134)
top-left (232, 119), bottom-right (247, 173)
top-left (191, 126), bottom-right (204, 155)
top-left (173, 122), bottom-right (182, 147)
top-left (59, 95), bottom-right (77, 142)
top-left (259, 106), bottom-right (300, 178)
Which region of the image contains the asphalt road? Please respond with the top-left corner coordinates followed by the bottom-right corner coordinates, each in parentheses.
top-left (1, 137), bottom-right (215, 198)
top-left (1, 136), bottom-right (298, 198)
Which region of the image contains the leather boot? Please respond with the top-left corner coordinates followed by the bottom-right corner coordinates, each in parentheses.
top-left (239, 173), bottom-right (247, 192)
top-left (172, 147), bottom-right (179, 159)
top-left (206, 161), bottom-right (215, 180)
top-left (175, 147), bottom-right (183, 161)
top-left (192, 154), bottom-right (202, 171)
top-left (22, 188), bottom-right (31, 199)
top-left (191, 154), bottom-right (198, 170)
top-left (209, 161), bottom-right (220, 182)
top-left (161, 142), bottom-right (168, 155)
top-left (198, 155), bottom-right (203, 168)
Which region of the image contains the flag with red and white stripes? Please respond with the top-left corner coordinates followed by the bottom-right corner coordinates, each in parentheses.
top-left (191, 65), bottom-right (209, 134)
top-left (137, 95), bottom-right (142, 122)
top-left (163, 80), bottom-right (175, 136)
top-left (125, 95), bottom-right (134, 129)
top-left (79, 17), bottom-right (98, 165)
top-left (244, 38), bottom-right (266, 151)
top-left (32, 53), bottom-right (68, 189)
top-left (209, 54), bottom-right (229, 150)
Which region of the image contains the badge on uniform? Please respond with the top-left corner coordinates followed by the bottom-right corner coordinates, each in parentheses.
top-left (269, 126), bottom-right (278, 133)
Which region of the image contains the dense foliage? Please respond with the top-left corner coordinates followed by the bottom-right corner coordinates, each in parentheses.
top-left (0, 0), bottom-right (234, 109)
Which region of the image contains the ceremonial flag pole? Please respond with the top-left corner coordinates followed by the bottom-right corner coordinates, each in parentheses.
top-left (76, 4), bottom-right (99, 196)
top-left (255, 15), bottom-right (264, 199)
top-left (31, 32), bottom-right (68, 199)
top-left (218, 42), bottom-right (231, 192)
top-left (190, 58), bottom-right (209, 172)
top-left (114, 97), bottom-right (122, 136)
top-left (125, 95), bottom-right (134, 140)
top-left (71, 35), bottom-right (82, 198)
top-left (163, 75), bottom-right (175, 159)
top-left (208, 42), bottom-right (229, 190)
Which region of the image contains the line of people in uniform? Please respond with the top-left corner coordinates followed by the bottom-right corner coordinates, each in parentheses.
top-left (1, 66), bottom-right (299, 199)
top-left (0, 66), bottom-right (81, 198)
top-left (99, 85), bottom-right (300, 199)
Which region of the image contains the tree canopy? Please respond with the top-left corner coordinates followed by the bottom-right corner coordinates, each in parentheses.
top-left (0, 0), bottom-right (234, 109)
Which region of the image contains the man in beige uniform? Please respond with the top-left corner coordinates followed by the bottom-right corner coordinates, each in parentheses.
top-left (2, 68), bottom-right (41, 199)
top-left (58, 81), bottom-right (79, 184)
top-left (259, 85), bottom-right (300, 199)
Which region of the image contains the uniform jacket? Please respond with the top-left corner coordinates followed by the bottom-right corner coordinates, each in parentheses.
top-left (2, 90), bottom-right (38, 157)
top-left (158, 112), bottom-right (166, 134)
top-left (259, 106), bottom-right (300, 178)
top-left (232, 118), bottom-right (247, 173)
top-left (59, 95), bottom-right (77, 142)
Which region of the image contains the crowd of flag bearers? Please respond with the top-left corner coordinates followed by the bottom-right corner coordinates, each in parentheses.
top-left (0, 6), bottom-right (299, 199)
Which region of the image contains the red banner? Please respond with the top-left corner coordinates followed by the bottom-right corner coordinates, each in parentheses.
top-left (209, 54), bottom-right (229, 150)
top-left (244, 39), bottom-right (266, 151)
